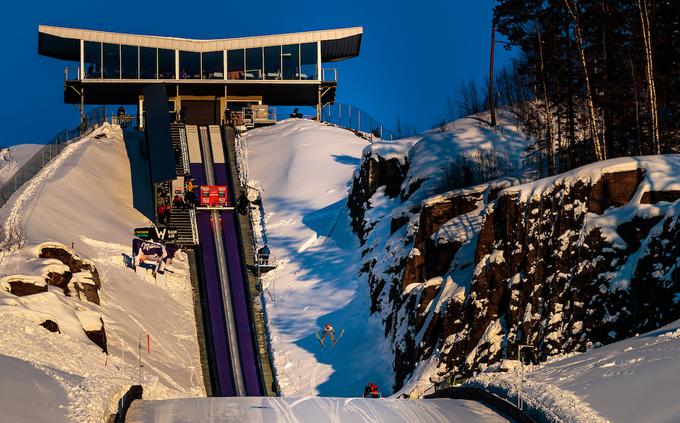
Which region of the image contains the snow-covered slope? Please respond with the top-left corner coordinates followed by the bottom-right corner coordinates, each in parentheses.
top-left (244, 119), bottom-right (394, 396)
top-left (469, 318), bottom-right (680, 423)
top-left (0, 124), bottom-right (204, 422)
top-left (0, 144), bottom-right (42, 185)
top-left (127, 395), bottom-right (508, 422)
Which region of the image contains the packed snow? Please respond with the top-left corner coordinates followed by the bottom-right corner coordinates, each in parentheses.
top-left (0, 124), bottom-right (204, 422)
top-left (127, 396), bottom-right (508, 422)
top-left (468, 318), bottom-right (680, 423)
top-left (244, 119), bottom-right (395, 396)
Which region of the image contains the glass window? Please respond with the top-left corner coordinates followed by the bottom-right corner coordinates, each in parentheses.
top-left (140, 47), bottom-right (157, 79)
top-left (158, 49), bottom-right (175, 79)
top-left (227, 49), bottom-right (244, 80)
top-left (282, 44), bottom-right (299, 80)
top-left (121, 45), bottom-right (138, 79)
top-left (245, 48), bottom-right (262, 80)
top-left (179, 51), bottom-right (200, 79)
top-left (300, 42), bottom-right (318, 80)
top-left (102, 43), bottom-right (120, 79)
top-left (202, 51), bottom-right (223, 79)
top-left (84, 41), bottom-right (101, 79)
top-left (264, 46), bottom-right (281, 80)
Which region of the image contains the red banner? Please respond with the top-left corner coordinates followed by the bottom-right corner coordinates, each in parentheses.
top-left (200, 185), bottom-right (228, 207)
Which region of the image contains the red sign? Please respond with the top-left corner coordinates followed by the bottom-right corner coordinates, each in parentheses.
top-left (200, 185), bottom-right (229, 207)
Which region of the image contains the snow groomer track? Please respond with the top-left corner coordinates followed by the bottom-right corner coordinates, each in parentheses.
top-left (185, 124), bottom-right (262, 396)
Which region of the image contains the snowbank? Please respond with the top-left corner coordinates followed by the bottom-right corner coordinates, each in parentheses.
top-left (0, 124), bottom-right (204, 422)
top-left (468, 318), bottom-right (680, 423)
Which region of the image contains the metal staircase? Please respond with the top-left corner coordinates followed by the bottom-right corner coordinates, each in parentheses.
top-left (169, 123), bottom-right (198, 245)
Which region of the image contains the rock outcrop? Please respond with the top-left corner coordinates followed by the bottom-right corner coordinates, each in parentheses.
top-left (0, 242), bottom-right (107, 351)
top-left (348, 147), bottom-right (409, 242)
top-left (353, 152), bottom-right (680, 390)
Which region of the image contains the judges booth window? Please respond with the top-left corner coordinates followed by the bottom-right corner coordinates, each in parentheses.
top-left (84, 41), bottom-right (101, 79)
top-left (282, 44), bottom-right (299, 80)
top-left (121, 45), bottom-right (138, 79)
top-left (158, 49), bottom-right (175, 79)
top-left (202, 51), bottom-right (223, 79)
top-left (300, 42), bottom-right (318, 80)
top-left (180, 51), bottom-right (200, 79)
top-left (102, 43), bottom-right (120, 79)
top-left (140, 47), bottom-right (157, 79)
top-left (227, 49), bottom-right (244, 80)
top-left (264, 46), bottom-right (281, 79)
top-left (245, 48), bottom-right (262, 80)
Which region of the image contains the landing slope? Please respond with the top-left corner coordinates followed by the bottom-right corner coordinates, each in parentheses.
top-left (245, 120), bottom-right (394, 396)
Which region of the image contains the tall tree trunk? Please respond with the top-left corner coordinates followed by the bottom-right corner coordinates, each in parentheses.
top-left (628, 49), bottom-right (643, 156)
top-left (564, 0), bottom-right (607, 161)
top-left (566, 27), bottom-right (576, 169)
top-left (489, 18), bottom-right (497, 127)
top-left (537, 29), bottom-right (556, 175)
top-left (638, 0), bottom-right (661, 154)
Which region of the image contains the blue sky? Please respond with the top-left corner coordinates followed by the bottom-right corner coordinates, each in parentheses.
top-left (0, 0), bottom-right (514, 146)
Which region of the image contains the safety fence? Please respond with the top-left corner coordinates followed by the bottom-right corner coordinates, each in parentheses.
top-left (320, 103), bottom-right (398, 141)
top-left (0, 106), bottom-right (107, 207)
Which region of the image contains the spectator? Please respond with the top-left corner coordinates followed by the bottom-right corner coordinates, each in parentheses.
top-left (173, 194), bottom-right (185, 209)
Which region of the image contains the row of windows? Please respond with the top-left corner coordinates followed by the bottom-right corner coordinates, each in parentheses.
top-left (83, 41), bottom-right (318, 81)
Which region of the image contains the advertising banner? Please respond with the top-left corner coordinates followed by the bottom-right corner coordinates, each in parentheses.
top-left (134, 226), bottom-right (178, 241)
top-left (199, 185), bottom-right (228, 208)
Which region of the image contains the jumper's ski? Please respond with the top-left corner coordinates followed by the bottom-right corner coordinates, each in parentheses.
top-left (331, 329), bottom-right (345, 349)
top-left (315, 332), bottom-right (325, 348)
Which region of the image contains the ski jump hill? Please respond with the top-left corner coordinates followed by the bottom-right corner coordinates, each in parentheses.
top-left (0, 121), bottom-right (515, 422)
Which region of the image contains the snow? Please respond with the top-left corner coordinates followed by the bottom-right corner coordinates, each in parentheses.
top-left (402, 112), bottom-right (527, 196)
top-left (0, 124), bottom-right (204, 421)
top-left (468, 318), bottom-right (680, 423)
top-left (244, 119), bottom-right (395, 396)
top-left (127, 396), bottom-right (509, 423)
top-left (0, 354), bottom-right (70, 423)
top-left (0, 144), bottom-right (43, 185)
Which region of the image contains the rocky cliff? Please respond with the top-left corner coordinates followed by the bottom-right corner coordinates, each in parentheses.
top-left (351, 143), bottom-right (680, 391)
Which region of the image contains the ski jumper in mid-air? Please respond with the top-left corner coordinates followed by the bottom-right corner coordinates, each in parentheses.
top-left (320, 323), bottom-right (335, 344)
top-left (316, 323), bottom-right (344, 348)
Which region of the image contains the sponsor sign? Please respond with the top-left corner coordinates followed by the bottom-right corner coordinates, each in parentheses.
top-left (199, 185), bottom-right (228, 208)
top-left (134, 226), bottom-right (178, 241)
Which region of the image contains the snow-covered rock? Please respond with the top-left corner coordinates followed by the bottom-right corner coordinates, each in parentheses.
top-left (350, 108), bottom-right (680, 394)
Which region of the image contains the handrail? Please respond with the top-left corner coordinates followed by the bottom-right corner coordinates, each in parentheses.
top-left (0, 106), bottom-right (107, 208)
top-left (322, 68), bottom-right (337, 82)
top-left (65, 67), bottom-right (80, 81)
top-left (320, 103), bottom-right (398, 142)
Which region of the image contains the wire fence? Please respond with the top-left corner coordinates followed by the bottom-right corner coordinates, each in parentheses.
top-left (0, 106), bottom-right (107, 207)
top-left (321, 103), bottom-right (398, 141)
